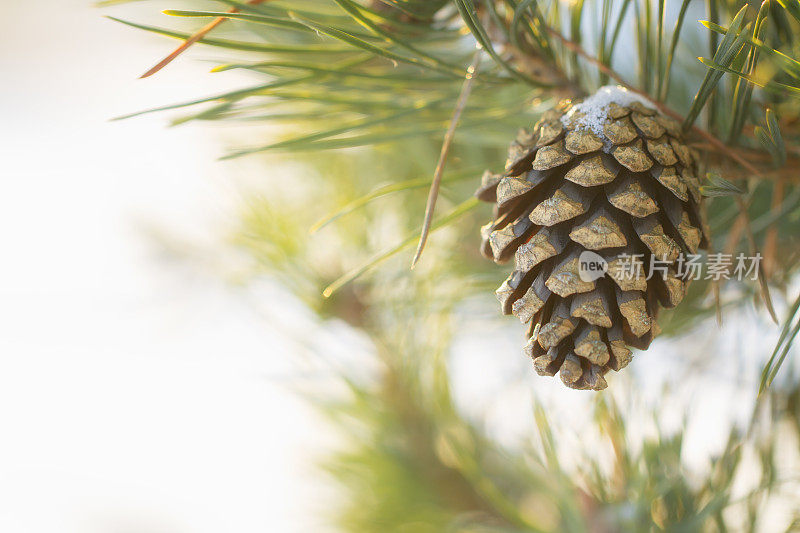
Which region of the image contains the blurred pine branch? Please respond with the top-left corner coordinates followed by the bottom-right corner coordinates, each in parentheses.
top-left (105, 0), bottom-right (800, 529)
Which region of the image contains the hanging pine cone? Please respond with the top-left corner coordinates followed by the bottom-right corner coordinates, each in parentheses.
top-left (475, 86), bottom-right (709, 391)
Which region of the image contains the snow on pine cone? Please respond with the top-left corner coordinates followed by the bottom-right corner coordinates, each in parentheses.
top-left (475, 86), bottom-right (709, 391)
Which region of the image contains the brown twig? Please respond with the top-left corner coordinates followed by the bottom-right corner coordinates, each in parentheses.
top-left (689, 144), bottom-right (800, 182)
top-left (723, 212), bottom-right (747, 257)
top-left (411, 51), bottom-right (481, 269)
top-left (140, 0), bottom-right (270, 79)
top-left (763, 177), bottom-right (784, 276)
top-left (718, 208), bottom-right (747, 313)
top-left (734, 196), bottom-right (779, 324)
top-left (544, 26), bottom-right (764, 178)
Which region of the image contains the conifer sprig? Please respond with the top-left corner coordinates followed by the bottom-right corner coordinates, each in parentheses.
top-left (107, 0), bottom-right (800, 408)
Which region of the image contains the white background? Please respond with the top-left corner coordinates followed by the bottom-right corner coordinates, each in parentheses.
top-left (0, 2), bottom-right (335, 531)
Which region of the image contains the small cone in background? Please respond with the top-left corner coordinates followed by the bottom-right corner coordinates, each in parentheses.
top-left (476, 86), bottom-right (707, 391)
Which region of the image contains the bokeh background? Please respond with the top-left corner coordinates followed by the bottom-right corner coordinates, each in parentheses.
top-left (2, 1), bottom-right (799, 532)
top-left (0, 1), bottom-right (341, 531)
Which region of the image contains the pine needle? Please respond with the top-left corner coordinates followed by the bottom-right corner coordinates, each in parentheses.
top-left (140, 0), bottom-right (270, 79)
top-left (411, 51), bottom-right (481, 269)
top-left (760, 290), bottom-right (800, 393)
top-left (735, 195), bottom-right (779, 324)
top-left (323, 197), bottom-right (479, 298)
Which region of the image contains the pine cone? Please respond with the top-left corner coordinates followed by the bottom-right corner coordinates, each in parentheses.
top-left (476, 86), bottom-right (709, 391)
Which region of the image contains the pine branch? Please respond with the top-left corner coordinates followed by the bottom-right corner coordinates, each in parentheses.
top-left (106, 2), bottom-right (800, 528)
top-left (543, 22), bottom-right (766, 179)
top-left (107, 0), bottom-right (800, 385)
